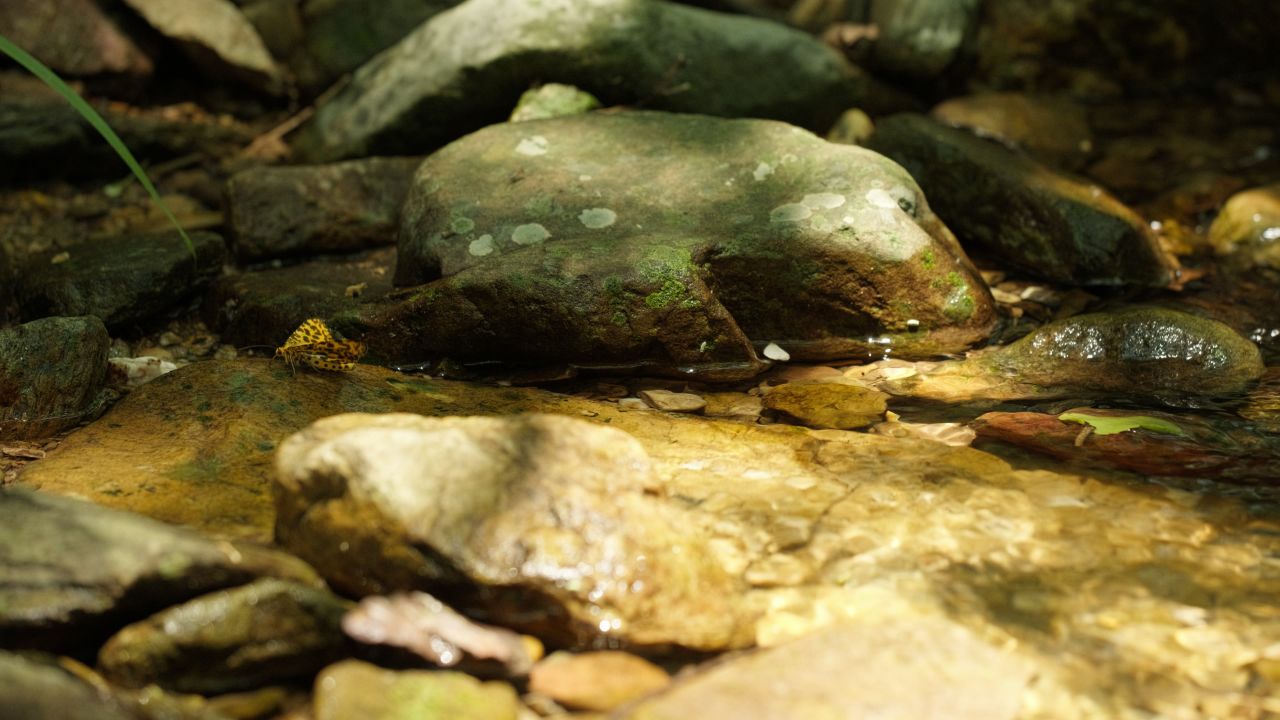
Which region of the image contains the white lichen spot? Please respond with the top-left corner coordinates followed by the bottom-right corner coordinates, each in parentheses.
top-left (579, 174), bottom-right (592, 182)
top-left (865, 188), bottom-right (899, 209)
top-left (763, 342), bottom-right (790, 361)
top-left (810, 215), bottom-right (833, 232)
top-left (770, 203), bottom-right (812, 223)
top-left (511, 223), bottom-right (551, 245)
top-left (468, 234), bottom-right (495, 256)
top-left (516, 135), bottom-right (549, 156)
top-left (753, 162), bottom-right (775, 181)
top-left (803, 192), bottom-right (846, 210)
top-left (578, 208), bottom-right (617, 229)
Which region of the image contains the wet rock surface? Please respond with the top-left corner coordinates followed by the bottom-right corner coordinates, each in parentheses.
top-left (0, 488), bottom-right (319, 651)
top-left (274, 412), bottom-right (748, 650)
top-left (621, 618), bottom-right (1030, 720)
top-left (293, 0), bottom-right (864, 161)
top-left (973, 409), bottom-right (1280, 482)
top-left (868, 113), bottom-right (1176, 286)
top-left (16, 231), bottom-right (226, 331)
top-left (97, 578), bottom-right (351, 694)
top-left (391, 111), bottom-right (995, 366)
top-left (342, 592), bottom-right (539, 677)
top-left (0, 315), bottom-right (111, 440)
top-left (17, 357), bottom-right (1280, 714)
top-left (5, 1), bottom-right (1280, 717)
top-left (225, 158), bottom-right (421, 262)
top-left (875, 307), bottom-right (1265, 406)
top-left (1208, 182), bottom-right (1280, 274)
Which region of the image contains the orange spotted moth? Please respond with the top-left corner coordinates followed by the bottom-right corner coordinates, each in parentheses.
top-left (274, 318), bottom-right (367, 373)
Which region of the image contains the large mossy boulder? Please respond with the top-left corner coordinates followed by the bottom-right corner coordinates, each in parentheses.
top-left (292, 0), bottom-right (865, 161)
top-left (369, 111), bottom-right (995, 376)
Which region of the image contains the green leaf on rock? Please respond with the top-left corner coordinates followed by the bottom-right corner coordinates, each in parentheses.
top-left (1058, 411), bottom-right (1185, 437)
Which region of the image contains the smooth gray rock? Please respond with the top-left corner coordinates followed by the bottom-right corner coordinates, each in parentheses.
top-left (868, 0), bottom-right (979, 78)
top-left (16, 231), bottom-right (226, 331)
top-left (0, 316), bottom-right (111, 440)
top-left (226, 157), bottom-right (421, 261)
top-left (868, 113), bottom-right (1177, 287)
top-left (120, 0), bottom-right (286, 95)
top-left (289, 0), bottom-right (463, 95)
top-left (0, 488), bottom-right (321, 651)
top-left (293, 0), bottom-right (864, 161)
top-left (98, 578), bottom-right (351, 694)
top-left (386, 111), bottom-right (996, 370)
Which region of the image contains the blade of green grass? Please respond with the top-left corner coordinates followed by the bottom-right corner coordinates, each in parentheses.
top-left (0, 33), bottom-right (195, 258)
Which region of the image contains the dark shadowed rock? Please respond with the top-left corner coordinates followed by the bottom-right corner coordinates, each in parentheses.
top-left (98, 578), bottom-right (351, 694)
top-left (206, 247), bottom-right (395, 349)
top-left (119, 0), bottom-right (286, 95)
top-left (0, 652), bottom-right (136, 720)
top-left (274, 413), bottom-right (750, 650)
top-left (241, 0), bottom-right (304, 60)
top-left (17, 231), bottom-right (225, 331)
top-left (0, 0), bottom-right (153, 87)
top-left (0, 316), bottom-right (111, 440)
top-left (390, 111), bottom-right (996, 370)
top-left (0, 73), bottom-right (255, 183)
top-left (0, 488), bottom-right (320, 652)
top-left (293, 0), bottom-right (864, 161)
top-left (360, 236), bottom-right (767, 381)
top-left (226, 158), bottom-right (422, 262)
top-left (868, 113), bottom-right (1176, 286)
